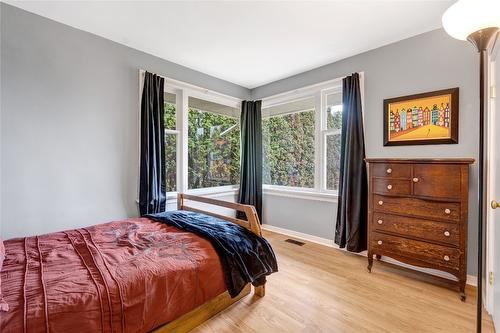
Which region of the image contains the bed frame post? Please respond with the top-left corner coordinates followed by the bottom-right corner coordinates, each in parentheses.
top-left (254, 284), bottom-right (265, 297)
top-left (243, 205), bottom-right (262, 237)
top-left (177, 193), bottom-right (184, 210)
top-left (243, 206), bottom-right (265, 296)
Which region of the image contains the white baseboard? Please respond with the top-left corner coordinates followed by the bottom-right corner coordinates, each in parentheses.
top-left (262, 224), bottom-right (337, 248)
top-left (262, 224), bottom-right (477, 287)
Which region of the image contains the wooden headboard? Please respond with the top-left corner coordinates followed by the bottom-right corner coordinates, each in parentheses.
top-left (177, 193), bottom-right (262, 237)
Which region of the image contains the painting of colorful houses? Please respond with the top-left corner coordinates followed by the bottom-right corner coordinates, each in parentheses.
top-left (383, 88), bottom-right (458, 146)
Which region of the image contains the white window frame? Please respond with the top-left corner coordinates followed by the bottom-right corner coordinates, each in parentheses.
top-left (139, 70), bottom-right (242, 199)
top-left (260, 73), bottom-right (364, 200)
top-left (321, 86), bottom-right (343, 194)
top-left (164, 86), bottom-right (181, 194)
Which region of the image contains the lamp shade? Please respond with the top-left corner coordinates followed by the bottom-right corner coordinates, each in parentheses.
top-left (442, 0), bottom-right (500, 40)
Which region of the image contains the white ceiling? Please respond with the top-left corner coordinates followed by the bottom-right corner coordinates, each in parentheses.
top-left (6, 1), bottom-right (454, 89)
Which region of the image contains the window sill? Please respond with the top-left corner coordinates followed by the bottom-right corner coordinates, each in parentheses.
top-left (146, 186), bottom-right (336, 205)
top-left (263, 186), bottom-right (338, 203)
top-left (166, 186), bottom-right (239, 203)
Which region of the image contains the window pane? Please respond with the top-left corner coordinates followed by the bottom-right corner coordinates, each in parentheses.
top-left (327, 105), bottom-right (342, 130)
top-left (326, 92), bottom-right (342, 130)
top-left (165, 133), bottom-right (177, 192)
top-left (326, 133), bottom-right (341, 191)
top-left (263, 109), bottom-right (315, 188)
top-left (188, 97), bottom-right (240, 189)
top-left (164, 92), bottom-right (176, 130)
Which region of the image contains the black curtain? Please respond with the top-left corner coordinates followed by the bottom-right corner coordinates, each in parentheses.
top-left (139, 72), bottom-right (166, 216)
top-left (237, 100), bottom-right (263, 222)
top-left (334, 73), bottom-right (368, 252)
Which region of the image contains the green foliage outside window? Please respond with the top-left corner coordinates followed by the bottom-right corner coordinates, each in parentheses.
top-left (164, 100), bottom-right (343, 193)
top-left (164, 102), bottom-right (177, 192)
top-left (188, 109), bottom-right (240, 189)
top-left (164, 102), bottom-right (240, 191)
top-left (327, 107), bottom-right (342, 130)
top-left (326, 108), bottom-right (343, 191)
top-left (262, 110), bottom-right (316, 188)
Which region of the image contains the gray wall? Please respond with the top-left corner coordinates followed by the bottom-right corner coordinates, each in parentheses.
top-left (262, 195), bottom-right (336, 240)
top-left (0, 4), bottom-right (250, 239)
top-left (254, 29), bottom-right (479, 275)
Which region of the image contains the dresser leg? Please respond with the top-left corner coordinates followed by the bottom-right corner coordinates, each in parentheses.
top-left (367, 254), bottom-right (373, 273)
top-left (376, 254), bottom-right (382, 261)
top-left (459, 280), bottom-right (466, 302)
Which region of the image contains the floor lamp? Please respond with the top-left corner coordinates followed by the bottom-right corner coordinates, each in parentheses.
top-left (442, 1), bottom-right (500, 332)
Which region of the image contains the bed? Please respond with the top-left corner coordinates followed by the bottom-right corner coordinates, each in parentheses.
top-left (0, 194), bottom-right (277, 333)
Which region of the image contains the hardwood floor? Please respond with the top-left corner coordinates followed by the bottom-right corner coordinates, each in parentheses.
top-left (192, 230), bottom-right (495, 333)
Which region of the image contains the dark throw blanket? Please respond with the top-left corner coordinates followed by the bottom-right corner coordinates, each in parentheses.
top-left (146, 210), bottom-right (278, 297)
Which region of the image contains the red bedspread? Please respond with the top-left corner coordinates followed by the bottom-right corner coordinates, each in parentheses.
top-left (0, 218), bottom-right (226, 333)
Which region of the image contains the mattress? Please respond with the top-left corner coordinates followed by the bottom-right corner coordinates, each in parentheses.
top-left (0, 218), bottom-right (226, 333)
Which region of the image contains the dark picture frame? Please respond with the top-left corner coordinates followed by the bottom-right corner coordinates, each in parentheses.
top-left (383, 88), bottom-right (459, 146)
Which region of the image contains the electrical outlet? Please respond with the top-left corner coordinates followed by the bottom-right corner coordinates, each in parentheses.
top-left (489, 271), bottom-right (494, 285)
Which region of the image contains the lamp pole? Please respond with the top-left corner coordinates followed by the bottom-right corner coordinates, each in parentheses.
top-left (442, 1), bottom-right (499, 331)
top-left (466, 26), bottom-right (499, 333)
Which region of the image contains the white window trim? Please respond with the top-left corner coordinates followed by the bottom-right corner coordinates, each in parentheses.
top-left (186, 185), bottom-right (239, 196)
top-left (261, 77), bottom-right (343, 108)
top-left (138, 69), bottom-right (243, 199)
top-left (260, 72), bottom-right (365, 199)
top-left (166, 185), bottom-right (239, 199)
top-left (321, 86), bottom-right (343, 193)
top-left (263, 185), bottom-right (338, 203)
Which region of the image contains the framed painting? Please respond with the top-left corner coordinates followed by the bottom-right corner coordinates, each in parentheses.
top-left (383, 88), bottom-right (459, 146)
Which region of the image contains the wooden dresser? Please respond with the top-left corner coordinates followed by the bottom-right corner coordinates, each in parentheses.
top-left (366, 158), bottom-right (474, 300)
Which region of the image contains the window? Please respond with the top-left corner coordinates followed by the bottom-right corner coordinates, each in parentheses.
top-left (164, 92), bottom-right (178, 192)
top-left (262, 97), bottom-right (316, 188)
top-left (188, 97), bottom-right (240, 189)
top-left (141, 71), bottom-right (352, 199)
top-left (261, 79), bottom-right (348, 195)
top-left (140, 71), bottom-right (243, 198)
top-left (323, 90), bottom-right (342, 191)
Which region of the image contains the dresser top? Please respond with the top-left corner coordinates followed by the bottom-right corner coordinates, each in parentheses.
top-left (365, 158), bottom-right (475, 164)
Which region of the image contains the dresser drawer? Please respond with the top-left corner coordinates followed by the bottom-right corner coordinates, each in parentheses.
top-left (373, 178), bottom-right (411, 195)
top-left (413, 164), bottom-right (462, 199)
top-left (373, 195), bottom-right (460, 222)
top-left (371, 232), bottom-right (460, 269)
top-left (372, 213), bottom-right (460, 245)
top-left (371, 163), bottom-right (411, 179)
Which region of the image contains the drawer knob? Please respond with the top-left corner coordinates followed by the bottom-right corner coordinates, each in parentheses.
top-left (377, 219), bottom-right (383, 225)
top-left (387, 184), bottom-right (393, 190)
top-left (444, 231), bottom-right (450, 237)
top-left (377, 240), bottom-right (383, 245)
top-left (444, 255), bottom-right (450, 261)
top-left (412, 177), bottom-right (419, 183)
top-left (444, 208), bottom-right (451, 215)
top-left (386, 168), bottom-right (392, 174)
top-left (378, 200), bottom-right (384, 205)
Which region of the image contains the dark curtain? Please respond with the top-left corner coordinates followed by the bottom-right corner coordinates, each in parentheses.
top-left (237, 100), bottom-right (263, 222)
top-left (334, 73), bottom-right (368, 252)
top-left (139, 72), bottom-right (166, 216)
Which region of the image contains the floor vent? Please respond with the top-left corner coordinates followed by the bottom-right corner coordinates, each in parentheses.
top-left (285, 239), bottom-right (306, 246)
